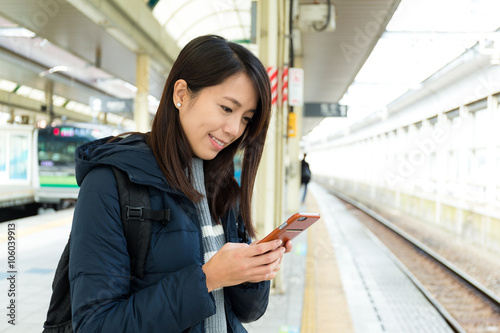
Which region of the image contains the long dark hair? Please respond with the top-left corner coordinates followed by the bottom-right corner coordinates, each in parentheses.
top-left (148, 35), bottom-right (271, 238)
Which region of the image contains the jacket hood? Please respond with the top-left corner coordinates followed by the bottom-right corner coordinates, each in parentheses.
top-left (75, 134), bottom-right (172, 192)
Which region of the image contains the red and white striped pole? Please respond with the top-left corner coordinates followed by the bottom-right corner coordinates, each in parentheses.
top-left (267, 66), bottom-right (278, 106)
top-left (282, 66), bottom-right (289, 106)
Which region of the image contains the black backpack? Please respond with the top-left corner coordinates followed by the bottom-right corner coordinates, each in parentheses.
top-left (42, 167), bottom-right (170, 333)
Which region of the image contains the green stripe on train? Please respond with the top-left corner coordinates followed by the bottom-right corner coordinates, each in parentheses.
top-left (39, 176), bottom-right (79, 187)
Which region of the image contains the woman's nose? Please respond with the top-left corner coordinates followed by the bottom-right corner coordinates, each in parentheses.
top-left (223, 115), bottom-right (242, 137)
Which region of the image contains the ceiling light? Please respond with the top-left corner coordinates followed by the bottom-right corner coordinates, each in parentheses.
top-left (28, 88), bottom-right (46, 102)
top-left (0, 79), bottom-right (17, 92)
top-left (0, 27), bottom-right (36, 38)
top-left (16, 86), bottom-right (32, 97)
top-left (52, 95), bottom-right (67, 107)
top-left (39, 66), bottom-right (69, 77)
top-left (122, 81), bottom-right (138, 93)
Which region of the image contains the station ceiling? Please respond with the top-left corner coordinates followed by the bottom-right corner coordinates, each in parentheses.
top-left (0, 0), bottom-right (400, 135)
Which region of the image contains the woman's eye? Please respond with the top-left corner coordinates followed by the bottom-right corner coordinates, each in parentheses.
top-left (242, 117), bottom-right (253, 124)
top-left (221, 105), bottom-right (232, 113)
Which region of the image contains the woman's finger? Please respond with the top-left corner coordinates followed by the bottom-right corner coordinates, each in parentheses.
top-left (251, 246), bottom-right (285, 267)
top-left (247, 239), bottom-right (282, 256)
top-left (247, 257), bottom-right (282, 282)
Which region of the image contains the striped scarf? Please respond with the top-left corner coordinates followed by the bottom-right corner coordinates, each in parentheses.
top-left (191, 158), bottom-right (227, 333)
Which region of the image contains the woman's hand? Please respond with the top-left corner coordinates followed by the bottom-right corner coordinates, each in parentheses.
top-left (246, 239), bottom-right (293, 283)
top-left (282, 240), bottom-right (293, 254)
top-left (202, 239), bottom-right (285, 292)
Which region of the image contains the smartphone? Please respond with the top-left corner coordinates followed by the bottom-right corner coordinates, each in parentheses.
top-left (258, 213), bottom-right (321, 244)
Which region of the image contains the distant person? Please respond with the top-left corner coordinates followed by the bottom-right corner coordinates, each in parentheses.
top-left (66, 35), bottom-right (293, 333)
top-left (301, 154), bottom-right (311, 203)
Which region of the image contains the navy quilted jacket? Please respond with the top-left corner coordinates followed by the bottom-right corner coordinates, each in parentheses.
top-left (69, 134), bottom-right (270, 332)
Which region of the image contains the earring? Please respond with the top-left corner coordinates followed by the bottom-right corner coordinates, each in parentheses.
top-left (176, 102), bottom-right (181, 108)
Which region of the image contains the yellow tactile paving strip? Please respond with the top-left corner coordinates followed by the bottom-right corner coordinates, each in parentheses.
top-left (301, 192), bottom-right (354, 333)
top-left (0, 213), bottom-right (72, 242)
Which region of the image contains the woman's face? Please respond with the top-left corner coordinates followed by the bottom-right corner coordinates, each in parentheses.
top-left (176, 73), bottom-right (258, 160)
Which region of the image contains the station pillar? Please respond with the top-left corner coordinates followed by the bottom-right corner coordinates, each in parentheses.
top-left (254, 0), bottom-right (282, 237)
top-left (256, 0), bottom-right (288, 291)
top-left (286, 56), bottom-right (304, 214)
top-left (135, 53), bottom-right (150, 132)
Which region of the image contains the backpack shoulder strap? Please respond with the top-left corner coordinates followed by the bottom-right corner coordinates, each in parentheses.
top-left (111, 166), bottom-right (170, 279)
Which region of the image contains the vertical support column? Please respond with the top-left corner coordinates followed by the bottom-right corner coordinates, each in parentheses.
top-left (255, 0), bottom-right (279, 238)
top-left (435, 113), bottom-right (447, 226)
top-left (135, 53), bottom-right (150, 132)
top-left (255, 0), bottom-right (298, 287)
top-left (456, 106), bottom-right (470, 235)
top-left (485, 95), bottom-right (497, 206)
top-left (275, 0), bottom-right (288, 294)
top-left (256, 0), bottom-right (289, 293)
top-left (395, 127), bottom-right (403, 210)
top-left (288, 56), bottom-right (304, 212)
top-left (9, 108), bottom-right (15, 124)
top-left (286, 0), bottom-right (303, 214)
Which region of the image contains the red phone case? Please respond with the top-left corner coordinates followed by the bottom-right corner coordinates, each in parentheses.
top-left (258, 213), bottom-right (321, 244)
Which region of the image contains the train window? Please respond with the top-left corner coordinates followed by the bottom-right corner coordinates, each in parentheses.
top-left (38, 140), bottom-right (87, 164)
top-left (38, 126), bottom-right (102, 166)
top-left (52, 153), bottom-right (61, 162)
top-left (10, 135), bottom-right (29, 180)
top-left (0, 134), bottom-right (5, 172)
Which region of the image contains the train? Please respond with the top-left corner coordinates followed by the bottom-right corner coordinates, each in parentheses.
top-left (34, 122), bottom-right (119, 209)
top-left (1, 121), bottom-right (247, 212)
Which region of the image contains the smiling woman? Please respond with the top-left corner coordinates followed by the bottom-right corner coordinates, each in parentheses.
top-left (62, 35), bottom-right (294, 333)
top-left (149, 35), bottom-right (272, 236)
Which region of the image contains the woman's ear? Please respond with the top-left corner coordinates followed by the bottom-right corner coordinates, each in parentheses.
top-left (173, 79), bottom-right (188, 108)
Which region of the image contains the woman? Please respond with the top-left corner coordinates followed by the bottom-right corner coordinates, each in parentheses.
top-left (69, 35), bottom-right (292, 332)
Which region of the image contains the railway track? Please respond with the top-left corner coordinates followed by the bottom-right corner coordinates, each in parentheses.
top-left (328, 189), bottom-right (500, 333)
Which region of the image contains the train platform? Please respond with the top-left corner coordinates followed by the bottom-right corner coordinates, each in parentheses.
top-left (246, 183), bottom-right (453, 333)
top-left (0, 208), bottom-right (72, 332)
top-left (0, 183), bottom-right (454, 332)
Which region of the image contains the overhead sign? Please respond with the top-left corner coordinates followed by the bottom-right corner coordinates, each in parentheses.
top-left (90, 97), bottom-right (133, 114)
top-left (288, 67), bottom-right (304, 107)
top-left (304, 103), bottom-right (347, 117)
